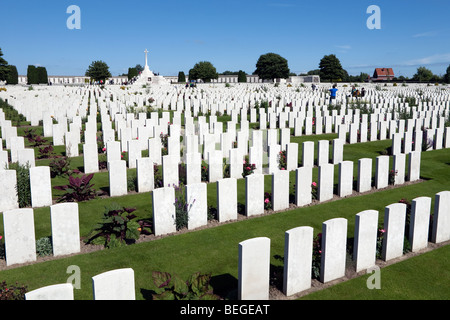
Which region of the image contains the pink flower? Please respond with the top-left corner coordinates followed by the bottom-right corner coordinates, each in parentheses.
top-left (102, 147), bottom-right (106, 151)
top-left (379, 229), bottom-right (385, 233)
top-left (0, 235), bottom-right (2, 240)
top-left (312, 182), bottom-right (317, 187)
top-left (246, 167), bottom-right (251, 170)
top-left (281, 167), bottom-right (285, 170)
top-left (264, 198), bottom-right (270, 203)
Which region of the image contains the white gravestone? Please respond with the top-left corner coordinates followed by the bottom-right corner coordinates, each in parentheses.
top-left (25, 283), bottom-right (74, 300)
top-left (92, 268), bottom-right (136, 300)
top-left (238, 237), bottom-right (271, 300)
top-left (217, 178), bottom-right (237, 222)
top-left (3, 208), bottom-right (36, 266)
top-left (152, 187), bottom-right (176, 236)
top-left (409, 196), bottom-right (431, 252)
top-left (431, 191), bottom-right (450, 244)
top-left (50, 203), bottom-right (81, 256)
top-left (283, 226), bottom-right (313, 296)
top-left (29, 166), bottom-right (53, 208)
top-left (185, 182), bottom-right (207, 230)
top-left (320, 218), bottom-right (348, 283)
top-left (245, 173), bottom-right (265, 217)
top-left (382, 203), bottom-right (406, 261)
top-left (353, 210), bottom-right (379, 272)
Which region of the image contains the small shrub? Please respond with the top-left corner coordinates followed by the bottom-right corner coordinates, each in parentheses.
top-left (38, 145), bottom-right (55, 159)
top-left (278, 150), bottom-right (287, 170)
top-left (36, 236), bottom-right (53, 257)
top-left (173, 183), bottom-right (194, 231)
top-left (49, 156), bottom-right (79, 178)
top-left (312, 233), bottom-right (322, 279)
top-left (127, 171), bottom-right (137, 192)
top-left (9, 162), bottom-right (31, 208)
top-left (311, 182), bottom-right (318, 200)
top-left (242, 156), bottom-right (256, 177)
top-left (0, 235), bottom-right (4, 259)
top-left (264, 192), bottom-right (272, 210)
top-left (87, 203), bottom-right (144, 248)
top-left (151, 271), bottom-right (219, 300)
top-left (54, 173), bottom-right (96, 202)
top-left (0, 281), bottom-right (28, 300)
top-left (389, 170), bottom-right (398, 185)
top-left (201, 163), bottom-right (209, 182)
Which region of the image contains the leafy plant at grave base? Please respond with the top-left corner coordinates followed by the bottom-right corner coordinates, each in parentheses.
top-left (201, 163), bottom-right (209, 182)
top-left (98, 153), bottom-right (108, 170)
top-left (9, 162), bottom-right (31, 208)
top-left (264, 192), bottom-right (272, 210)
top-left (36, 236), bottom-right (53, 257)
top-left (376, 225), bottom-right (386, 259)
top-left (278, 150), bottom-right (287, 170)
top-left (54, 173), bottom-right (96, 203)
top-left (121, 151), bottom-right (128, 162)
top-left (311, 182), bottom-right (318, 200)
top-left (178, 163), bottom-right (187, 186)
top-left (207, 205), bottom-right (217, 221)
top-left (311, 233), bottom-right (322, 280)
top-left (173, 183), bottom-right (194, 231)
top-left (388, 170), bottom-right (398, 185)
top-left (242, 156), bottom-right (256, 178)
top-left (151, 271), bottom-right (220, 300)
top-left (49, 156), bottom-right (80, 178)
top-left (38, 145), bottom-right (55, 159)
top-left (0, 281), bottom-right (28, 300)
top-left (154, 164), bottom-right (164, 188)
top-left (0, 235), bottom-right (4, 260)
top-left (223, 159), bottom-right (230, 178)
top-left (86, 203), bottom-right (143, 248)
top-left (127, 171), bottom-right (137, 192)
top-left (23, 128), bottom-right (48, 147)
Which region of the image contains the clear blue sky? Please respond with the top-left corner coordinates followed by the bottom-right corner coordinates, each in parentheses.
top-left (1, 0), bottom-right (450, 78)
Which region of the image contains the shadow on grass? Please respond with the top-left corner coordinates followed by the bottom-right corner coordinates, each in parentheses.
top-left (139, 273), bottom-right (238, 300)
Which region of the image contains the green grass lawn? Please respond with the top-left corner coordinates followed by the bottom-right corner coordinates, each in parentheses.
top-left (0, 109), bottom-right (449, 300)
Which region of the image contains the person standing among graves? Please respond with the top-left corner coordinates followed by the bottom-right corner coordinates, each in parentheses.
top-left (361, 87), bottom-right (366, 98)
top-left (329, 84), bottom-right (338, 104)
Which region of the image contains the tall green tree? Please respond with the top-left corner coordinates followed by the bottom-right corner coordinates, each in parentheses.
top-left (36, 66), bottom-right (48, 84)
top-left (0, 48), bottom-right (9, 82)
top-left (254, 53), bottom-right (290, 80)
top-left (135, 64), bottom-right (144, 74)
top-left (188, 61), bottom-right (218, 83)
top-left (85, 60), bottom-right (112, 83)
top-left (27, 65), bottom-right (39, 84)
top-left (412, 66), bottom-right (434, 83)
top-left (319, 54), bottom-right (346, 82)
top-left (6, 65), bottom-right (19, 85)
top-left (237, 70), bottom-right (247, 83)
top-left (178, 71), bottom-right (186, 83)
top-left (444, 65), bottom-right (450, 84)
top-left (127, 67), bottom-right (138, 80)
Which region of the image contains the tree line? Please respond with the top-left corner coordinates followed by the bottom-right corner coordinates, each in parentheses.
top-left (2, 47), bottom-right (450, 85)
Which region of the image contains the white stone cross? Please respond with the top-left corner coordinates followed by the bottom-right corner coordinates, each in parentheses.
top-left (144, 49), bottom-right (149, 67)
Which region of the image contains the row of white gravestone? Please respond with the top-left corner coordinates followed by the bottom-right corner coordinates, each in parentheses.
top-left (0, 165), bottom-right (53, 213)
top-left (149, 151), bottom-right (422, 237)
top-left (25, 268), bottom-right (135, 300)
top-left (19, 189), bottom-right (450, 300)
top-left (238, 191), bottom-right (450, 300)
top-left (2, 203), bottom-right (80, 267)
top-left (391, 127), bottom-right (450, 155)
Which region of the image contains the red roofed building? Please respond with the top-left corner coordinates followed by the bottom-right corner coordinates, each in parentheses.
top-left (371, 68), bottom-right (394, 82)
